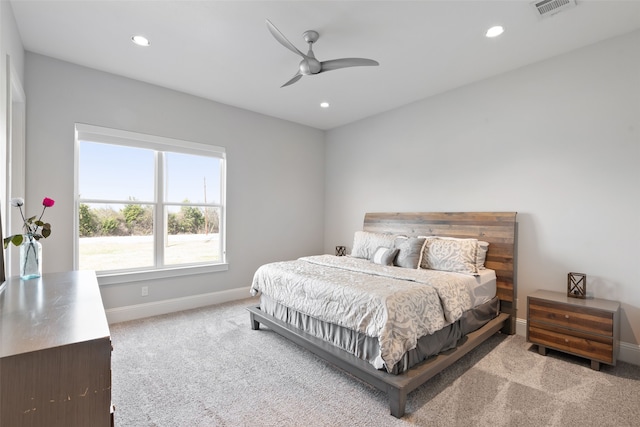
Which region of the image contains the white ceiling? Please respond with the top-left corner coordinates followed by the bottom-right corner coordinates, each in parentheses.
top-left (9, 0), bottom-right (640, 130)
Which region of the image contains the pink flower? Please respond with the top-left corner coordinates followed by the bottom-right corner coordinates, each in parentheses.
top-left (42, 197), bottom-right (55, 208)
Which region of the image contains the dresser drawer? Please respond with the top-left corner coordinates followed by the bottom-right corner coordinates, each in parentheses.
top-left (528, 298), bottom-right (613, 336)
top-left (528, 322), bottom-right (614, 363)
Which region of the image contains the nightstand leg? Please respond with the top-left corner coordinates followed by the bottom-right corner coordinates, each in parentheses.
top-left (591, 360), bottom-right (601, 371)
top-left (537, 345), bottom-right (547, 356)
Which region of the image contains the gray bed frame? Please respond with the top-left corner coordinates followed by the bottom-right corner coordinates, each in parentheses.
top-left (248, 212), bottom-right (518, 418)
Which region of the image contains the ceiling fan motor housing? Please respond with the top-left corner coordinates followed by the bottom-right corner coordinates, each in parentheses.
top-left (300, 58), bottom-right (322, 75)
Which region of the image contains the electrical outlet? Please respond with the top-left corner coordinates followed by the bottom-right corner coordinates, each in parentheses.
top-left (141, 286), bottom-right (149, 297)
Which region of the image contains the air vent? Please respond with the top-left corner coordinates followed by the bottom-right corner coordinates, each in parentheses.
top-left (531, 0), bottom-right (577, 18)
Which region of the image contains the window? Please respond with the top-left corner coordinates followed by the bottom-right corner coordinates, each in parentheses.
top-left (75, 124), bottom-right (226, 281)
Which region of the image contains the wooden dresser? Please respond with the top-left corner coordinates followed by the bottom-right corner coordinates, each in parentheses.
top-left (527, 289), bottom-right (620, 370)
top-left (0, 271), bottom-right (112, 427)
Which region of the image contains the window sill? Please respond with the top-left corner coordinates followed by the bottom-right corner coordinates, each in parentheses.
top-left (96, 263), bottom-right (229, 286)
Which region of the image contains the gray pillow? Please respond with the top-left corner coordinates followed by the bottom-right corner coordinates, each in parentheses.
top-left (370, 246), bottom-right (399, 266)
top-left (393, 237), bottom-right (426, 269)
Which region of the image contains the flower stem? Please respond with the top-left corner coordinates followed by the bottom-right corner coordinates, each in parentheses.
top-left (18, 205), bottom-right (29, 233)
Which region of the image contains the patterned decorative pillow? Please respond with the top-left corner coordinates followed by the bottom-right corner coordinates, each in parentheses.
top-left (370, 246), bottom-right (399, 266)
top-left (350, 231), bottom-right (397, 260)
top-left (419, 237), bottom-right (478, 274)
top-left (393, 236), bottom-right (427, 269)
top-left (419, 236), bottom-right (489, 270)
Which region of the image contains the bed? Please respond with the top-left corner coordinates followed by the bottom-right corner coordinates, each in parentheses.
top-left (248, 212), bottom-right (517, 417)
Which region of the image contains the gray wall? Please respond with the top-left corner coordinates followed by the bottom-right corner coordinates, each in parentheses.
top-left (324, 30), bottom-right (640, 347)
top-left (23, 53), bottom-right (325, 310)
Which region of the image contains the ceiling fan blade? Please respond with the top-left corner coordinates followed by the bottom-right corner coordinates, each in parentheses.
top-left (281, 73), bottom-right (303, 88)
top-left (266, 19), bottom-right (306, 59)
top-left (320, 58), bottom-right (379, 73)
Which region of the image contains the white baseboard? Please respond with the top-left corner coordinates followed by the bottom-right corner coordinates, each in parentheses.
top-left (515, 317), bottom-right (639, 366)
top-left (619, 341), bottom-right (640, 366)
top-left (515, 317), bottom-right (528, 337)
top-left (105, 287), bottom-right (253, 324)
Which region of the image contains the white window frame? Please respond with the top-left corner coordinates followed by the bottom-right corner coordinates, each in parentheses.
top-left (74, 123), bottom-right (227, 285)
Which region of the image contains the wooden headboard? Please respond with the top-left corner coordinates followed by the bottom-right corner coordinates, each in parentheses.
top-left (363, 212), bottom-right (518, 334)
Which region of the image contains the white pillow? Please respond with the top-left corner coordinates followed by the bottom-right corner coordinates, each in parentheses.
top-left (476, 241), bottom-right (490, 270)
top-left (350, 231), bottom-right (396, 260)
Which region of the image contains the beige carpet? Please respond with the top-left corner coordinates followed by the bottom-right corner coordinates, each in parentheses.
top-left (110, 297), bottom-right (640, 426)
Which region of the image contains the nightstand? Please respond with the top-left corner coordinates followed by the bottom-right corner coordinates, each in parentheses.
top-left (527, 290), bottom-right (620, 370)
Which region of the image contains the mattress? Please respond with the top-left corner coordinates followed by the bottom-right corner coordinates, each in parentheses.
top-left (468, 269), bottom-right (497, 307)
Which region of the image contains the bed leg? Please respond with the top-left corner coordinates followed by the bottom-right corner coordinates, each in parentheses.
top-left (249, 311), bottom-right (260, 330)
top-left (389, 388), bottom-right (407, 418)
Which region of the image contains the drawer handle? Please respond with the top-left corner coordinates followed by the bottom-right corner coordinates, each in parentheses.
top-left (565, 339), bottom-right (569, 343)
top-left (565, 315), bottom-right (570, 319)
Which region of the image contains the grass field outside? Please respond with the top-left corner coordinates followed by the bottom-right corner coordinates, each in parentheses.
top-left (79, 233), bottom-right (221, 271)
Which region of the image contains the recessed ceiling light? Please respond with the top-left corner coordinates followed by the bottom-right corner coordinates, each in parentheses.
top-left (132, 35), bottom-right (150, 47)
top-left (320, 102), bottom-right (330, 108)
top-left (485, 26), bottom-right (504, 38)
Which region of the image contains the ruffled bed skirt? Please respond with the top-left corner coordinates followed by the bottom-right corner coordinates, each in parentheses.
top-left (260, 295), bottom-right (500, 374)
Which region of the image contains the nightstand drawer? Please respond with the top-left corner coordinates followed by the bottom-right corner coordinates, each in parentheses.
top-left (528, 298), bottom-right (613, 336)
top-left (528, 322), bottom-right (614, 363)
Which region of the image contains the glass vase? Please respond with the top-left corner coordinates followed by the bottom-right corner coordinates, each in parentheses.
top-left (20, 234), bottom-right (42, 280)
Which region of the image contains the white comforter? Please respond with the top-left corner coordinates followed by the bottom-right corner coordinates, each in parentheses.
top-left (250, 255), bottom-right (475, 372)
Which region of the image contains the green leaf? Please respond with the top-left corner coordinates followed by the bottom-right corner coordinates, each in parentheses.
top-left (10, 235), bottom-right (24, 246)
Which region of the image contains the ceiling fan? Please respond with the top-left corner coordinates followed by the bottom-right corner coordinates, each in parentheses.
top-left (266, 19), bottom-right (379, 88)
